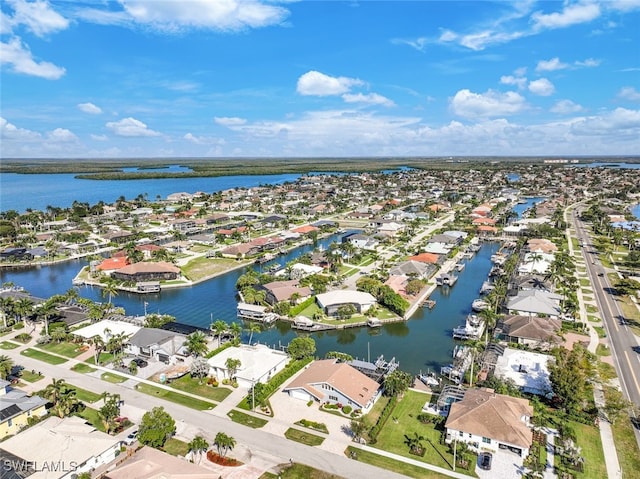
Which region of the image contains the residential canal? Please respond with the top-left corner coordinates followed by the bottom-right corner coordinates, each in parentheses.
top-left (0, 240), bottom-right (499, 375)
top-left (512, 197), bottom-right (545, 219)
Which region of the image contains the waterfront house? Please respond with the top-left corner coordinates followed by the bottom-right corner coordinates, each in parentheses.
top-left (506, 290), bottom-right (563, 319)
top-left (0, 379), bottom-right (47, 439)
top-left (125, 328), bottom-right (188, 364)
top-left (342, 233), bottom-right (379, 251)
top-left (389, 260), bottom-right (435, 279)
top-left (111, 261), bottom-right (181, 282)
top-left (315, 290), bottom-right (377, 316)
top-left (260, 280), bottom-right (312, 305)
top-left (444, 387), bottom-right (533, 456)
top-left (283, 359), bottom-right (381, 412)
top-left (96, 256), bottom-right (129, 273)
top-left (408, 252), bottom-right (441, 265)
top-left (496, 315), bottom-right (562, 348)
top-left (0, 416), bottom-right (122, 478)
top-left (207, 344), bottom-right (289, 388)
top-left (493, 348), bottom-right (554, 396)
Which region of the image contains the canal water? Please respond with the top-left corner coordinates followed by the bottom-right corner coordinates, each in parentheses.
top-left (512, 197), bottom-right (545, 219)
top-left (0, 238), bottom-right (499, 375)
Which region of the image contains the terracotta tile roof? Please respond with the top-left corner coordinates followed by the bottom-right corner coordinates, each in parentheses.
top-left (292, 225), bottom-right (319, 234)
top-left (409, 252), bottom-right (440, 264)
top-left (97, 256), bottom-right (129, 271)
top-left (445, 388), bottom-right (533, 449)
top-left (115, 261), bottom-right (180, 275)
top-left (284, 359), bottom-right (380, 409)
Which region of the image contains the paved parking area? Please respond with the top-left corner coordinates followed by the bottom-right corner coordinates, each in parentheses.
top-left (475, 449), bottom-right (525, 479)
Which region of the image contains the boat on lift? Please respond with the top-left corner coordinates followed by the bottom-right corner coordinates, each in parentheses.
top-left (471, 299), bottom-right (490, 312)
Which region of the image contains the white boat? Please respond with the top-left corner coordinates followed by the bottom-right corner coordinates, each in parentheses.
top-left (471, 299), bottom-right (489, 312)
top-left (452, 314), bottom-right (485, 340)
top-left (480, 281), bottom-right (494, 295)
top-left (418, 372), bottom-right (440, 387)
top-left (367, 318), bottom-right (383, 328)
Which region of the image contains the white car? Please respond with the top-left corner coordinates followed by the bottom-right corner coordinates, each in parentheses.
top-left (124, 430), bottom-right (138, 445)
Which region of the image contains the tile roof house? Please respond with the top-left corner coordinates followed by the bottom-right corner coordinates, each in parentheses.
top-left (111, 261), bottom-right (180, 282)
top-left (283, 359), bottom-right (381, 412)
top-left (445, 388), bottom-right (533, 456)
top-left (105, 445), bottom-right (214, 479)
top-left (260, 280), bottom-right (312, 305)
top-left (0, 379), bottom-right (48, 439)
top-left (496, 315), bottom-right (562, 348)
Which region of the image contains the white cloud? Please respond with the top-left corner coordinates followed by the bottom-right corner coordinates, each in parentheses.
top-left (105, 117), bottom-right (161, 137)
top-left (551, 100), bottom-right (584, 114)
top-left (575, 58), bottom-right (600, 67)
top-left (77, 102), bottom-right (103, 114)
top-left (0, 37), bottom-right (66, 79)
top-left (296, 71), bottom-right (364, 96)
top-left (117, 0), bottom-right (289, 32)
top-left (458, 29), bottom-right (525, 51)
top-left (391, 37), bottom-right (428, 51)
top-left (500, 75), bottom-right (527, 89)
top-left (536, 57), bottom-right (568, 72)
top-left (0, 116), bottom-right (41, 141)
top-left (606, 0), bottom-right (640, 13)
top-left (342, 92), bottom-right (395, 107)
top-left (47, 128), bottom-right (78, 142)
top-left (532, 3), bottom-right (601, 30)
top-left (90, 134), bottom-right (108, 141)
top-left (617, 86), bottom-right (640, 101)
top-left (570, 107), bottom-right (640, 136)
top-left (184, 133), bottom-right (225, 145)
top-left (7, 0), bottom-right (69, 37)
top-left (214, 117), bottom-right (247, 127)
top-left (450, 89), bottom-right (527, 118)
top-left (528, 78), bottom-right (555, 96)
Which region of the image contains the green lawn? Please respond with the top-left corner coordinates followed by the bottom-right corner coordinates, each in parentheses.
top-left (37, 341), bottom-right (85, 358)
top-left (85, 352), bottom-right (114, 365)
top-left (260, 463), bottom-right (346, 479)
top-left (76, 406), bottom-right (107, 432)
top-left (19, 370), bottom-right (44, 382)
top-left (595, 344), bottom-right (610, 356)
top-left (71, 362), bottom-right (97, 373)
top-left (135, 382), bottom-right (216, 411)
top-left (162, 438), bottom-right (190, 457)
top-left (284, 427), bottom-right (325, 446)
top-left (227, 409), bottom-right (268, 428)
top-left (365, 394), bottom-right (390, 426)
top-left (570, 421), bottom-right (607, 479)
top-left (0, 341), bottom-right (19, 349)
top-left (20, 348), bottom-right (68, 364)
top-left (168, 374), bottom-right (232, 402)
top-left (611, 416), bottom-right (640, 478)
top-left (371, 390), bottom-right (472, 474)
top-left (345, 446), bottom-right (450, 479)
top-left (101, 372), bottom-right (128, 383)
top-left (68, 384), bottom-right (103, 403)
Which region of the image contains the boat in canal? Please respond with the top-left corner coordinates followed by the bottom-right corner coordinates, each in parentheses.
top-left (471, 298), bottom-right (489, 312)
top-left (452, 314), bottom-right (485, 340)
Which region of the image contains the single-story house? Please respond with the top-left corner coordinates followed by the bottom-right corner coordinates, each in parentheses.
top-left (493, 348), bottom-right (554, 397)
top-left (73, 319), bottom-right (141, 343)
top-left (343, 233), bottom-right (379, 250)
top-left (518, 252), bottom-right (555, 275)
top-left (111, 261), bottom-right (181, 282)
top-left (496, 315), bottom-right (562, 348)
top-left (445, 387), bottom-right (533, 456)
top-left (0, 379), bottom-right (48, 439)
top-left (408, 252), bottom-right (441, 264)
top-left (506, 290), bottom-right (563, 319)
top-left (0, 416), bottom-right (122, 478)
top-left (125, 328), bottom-right (188, 364)
top-left (315, 290), bottom-right (377, 316)
top-left (260, 280), bottom-right (312, 305)
top-left (96, 256), bottom-right (129, 272)
top-left (389, 260), bottom-right (436, 279)
top-left (207, 344), bottom-right (289, 388)
top-left (105, 445), bottom-right (215, 479)
top-left (283, 359), bottom-right (381, 412)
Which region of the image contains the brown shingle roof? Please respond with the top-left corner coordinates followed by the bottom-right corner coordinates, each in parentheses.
top-left (284, 359), bottom-right (380, 408)
top-left (115, 261), bottom-right (180, 275)
top-left (445, 388), bottom-right (533, 449)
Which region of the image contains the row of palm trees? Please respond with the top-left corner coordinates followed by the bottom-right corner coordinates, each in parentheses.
top-left (188, 432), bottom-right (236, 464)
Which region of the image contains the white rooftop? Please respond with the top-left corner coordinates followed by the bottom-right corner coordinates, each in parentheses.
top-left (494, 348), bottom-right (554, 396)
top-left (207, 344), bottom-right (289, 384)
top-left (73, 319), bottom-right (141, 341)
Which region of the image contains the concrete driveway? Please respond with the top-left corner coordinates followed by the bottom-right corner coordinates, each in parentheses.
top-left (475, 449), bottom-right (525, 479)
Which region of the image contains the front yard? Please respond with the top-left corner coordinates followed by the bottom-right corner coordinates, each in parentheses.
top-left (168, 374), bottom-right (233, 402)
top-left (37, 340), bottom-right (85, 358)
top-left (20, 348), bottom-right (68, 364)
top-left (368, 390), bottom-right (472, 474)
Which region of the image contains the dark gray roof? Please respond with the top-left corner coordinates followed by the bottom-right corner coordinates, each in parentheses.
top-left (127, 328), bottom-right (183, 347)
top-left (0, 449), bottom-right (35, 478)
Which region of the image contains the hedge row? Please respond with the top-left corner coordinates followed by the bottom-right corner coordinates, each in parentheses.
top-left (238, 356), bottom-right (313, 409)
top-left (288, 297), bottom-right (315, 317)
top-left (368, 396), bottom-right (397, 444)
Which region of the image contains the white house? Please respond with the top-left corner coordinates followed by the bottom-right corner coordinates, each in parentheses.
top-left (493, 348), bottom-right (554, 396)
top-left (283, 359), bottom-right (381, 412)
top-left (445, 388), bottom-right (533, 457)
top-left (315, 290), bottom-right (377, 316)
top-left (0, 416), bottom-right (122, 479)
top-left (207, 344), bottom-right (289, 389)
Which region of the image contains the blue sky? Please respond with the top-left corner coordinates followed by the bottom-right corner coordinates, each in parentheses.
top-left (1, 0), bottom-right (639, 159)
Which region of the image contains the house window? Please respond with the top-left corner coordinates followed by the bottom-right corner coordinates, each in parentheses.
top-left (7, 418), bottom-right (12, 427)
top-left (468, 433), bottom-right (472, 438)
top-left (482, 437), bottom-right (491, 444)
top-left (329, 395), bottom-right (339, 402)
top-left (459, 431), bottom-right (463, 437)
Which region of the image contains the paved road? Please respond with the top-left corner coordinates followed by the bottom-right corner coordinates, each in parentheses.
top-left (570, 207), bottom-right (640, 436)
top-left (5, 345), bottom-right (414, 479)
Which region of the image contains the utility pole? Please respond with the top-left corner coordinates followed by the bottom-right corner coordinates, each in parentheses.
top-left (453, 437), bottom-right (457, 471)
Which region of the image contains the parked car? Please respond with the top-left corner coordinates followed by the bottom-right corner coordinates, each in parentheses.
top-left (124, 430), bottom-right (138, 445)
top-left (479, 452), bottom-right (492, 470)
top-left (131, 358), bottom-right (148, 368)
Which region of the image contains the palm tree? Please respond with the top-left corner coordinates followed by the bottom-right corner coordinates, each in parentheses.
top-left (0, 297), bottom-right (14, 328)
top-left (37, 300), bottom-right (58, 336)
top-left (225, 357), bottom-right (241, 380)
top-left (213, 432), bottom-right (236, 458)
top-left (101, 280), bottom-right (119, 307)
top-left (210, 320), bottom-right (228, 347)
top-left (185, 331), bottom-right (209, 357)
top-left (247, 323), bottom-right (261, 346)
top-left (44, 378), bottom-right (79, 417)
top-left (0, 355), bottom-right (14, 380)
top-left (229, 322), bottom-right (242, 343)
top-left (15, 297), bottom-right (34, 327)
top-left (188, 435), bottom-right (209, 465)
top-left (90, 335), bottom-right (106, 365)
